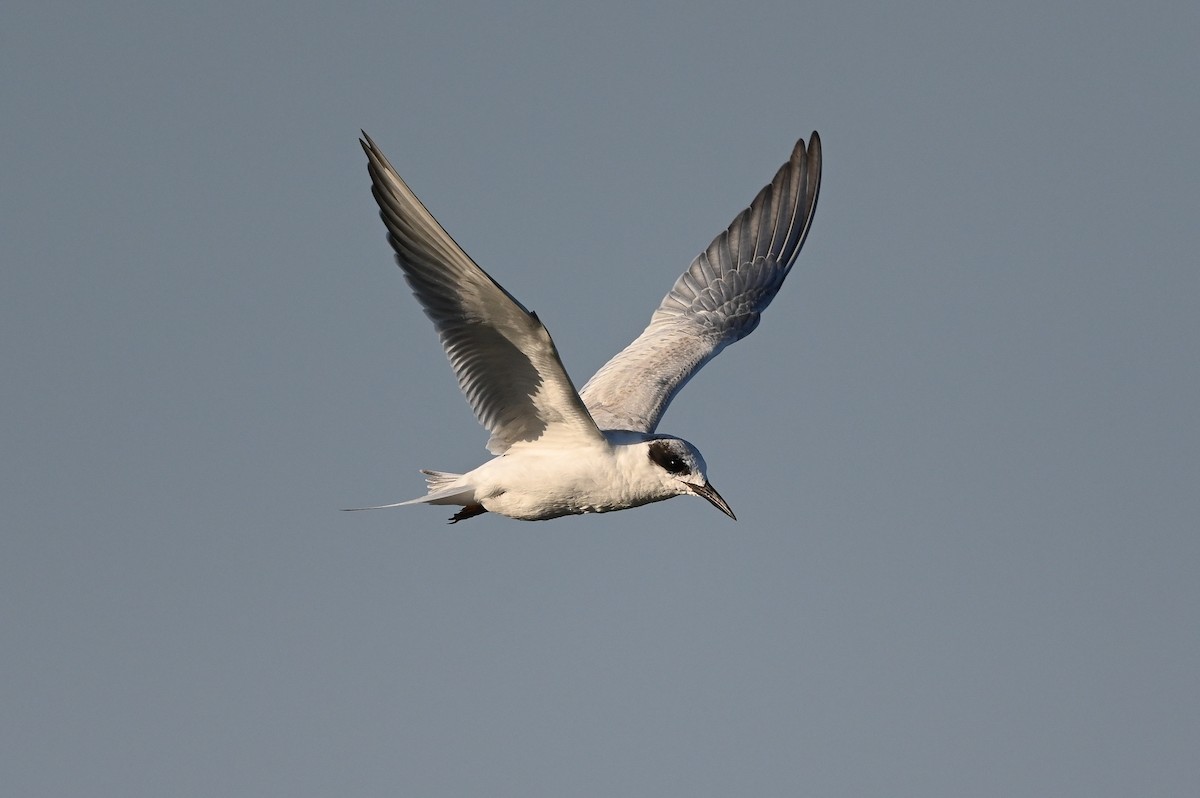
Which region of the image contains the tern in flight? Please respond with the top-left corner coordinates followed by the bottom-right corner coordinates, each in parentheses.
top-left (352, 131), bottom-right (821, 522)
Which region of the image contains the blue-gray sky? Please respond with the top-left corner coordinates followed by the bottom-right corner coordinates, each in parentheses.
top-left (3, 2), bottom-right (1198, 795)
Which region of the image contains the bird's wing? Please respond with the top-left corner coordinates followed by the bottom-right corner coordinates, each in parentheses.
top-left (579, 132), bottom-right (822, 432)
top-left (361, 133), bottom-right (604, 454)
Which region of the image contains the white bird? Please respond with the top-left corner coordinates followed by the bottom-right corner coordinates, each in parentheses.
top-left (352, 131), bottom-right (821, 522)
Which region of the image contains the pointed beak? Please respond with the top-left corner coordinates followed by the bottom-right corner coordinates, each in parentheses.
top-left (687, 481), bottom-right (737, 520)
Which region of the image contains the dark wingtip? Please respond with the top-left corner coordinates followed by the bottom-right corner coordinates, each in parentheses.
top-left (794, 130), bottom-right (820, 162)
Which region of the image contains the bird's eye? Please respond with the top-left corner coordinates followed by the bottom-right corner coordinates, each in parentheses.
top-left (648, 441), bottom-right (692, 475)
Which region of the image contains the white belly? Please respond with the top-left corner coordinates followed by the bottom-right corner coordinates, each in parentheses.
top-left (464, 444), bottom-right (671, 521)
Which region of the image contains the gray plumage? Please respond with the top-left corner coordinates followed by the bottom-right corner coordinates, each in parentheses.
top-left (362, 133), bottom-right (604, 455)
top-left (580, 132), bottom-right (821, 432)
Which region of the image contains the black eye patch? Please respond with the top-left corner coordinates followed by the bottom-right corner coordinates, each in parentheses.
top-left (648, 440), bottom-right (691, 475)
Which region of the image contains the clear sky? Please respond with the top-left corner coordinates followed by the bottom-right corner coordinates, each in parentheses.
top-left (3, 1), bottom-right (1198, 796)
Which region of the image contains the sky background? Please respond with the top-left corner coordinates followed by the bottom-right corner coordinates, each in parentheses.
top-left (3, 1), bottom-right (1198, 795)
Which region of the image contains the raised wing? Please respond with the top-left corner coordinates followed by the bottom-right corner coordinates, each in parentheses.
top-left (361, 133), bottom-right (603, 454)
top-left (579, 132), bottom-right (821, 432)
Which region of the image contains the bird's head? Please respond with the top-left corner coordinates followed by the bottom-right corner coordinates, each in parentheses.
top-left (641, 436), bottom-right (736, 520)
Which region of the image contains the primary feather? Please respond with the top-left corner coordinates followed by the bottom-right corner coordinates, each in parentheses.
top-left (580, 132), bottom-right (821, 432)
top-left (361, 133), bottom-right (604, 454)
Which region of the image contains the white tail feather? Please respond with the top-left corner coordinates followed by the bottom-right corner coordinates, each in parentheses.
top-left (342, 469), bottom-right (473, 511)
top-left (419, 469), bottom-right (462, 492)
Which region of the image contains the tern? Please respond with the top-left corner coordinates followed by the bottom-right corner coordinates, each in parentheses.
top-left (352, 131), bottom-right (821, 522)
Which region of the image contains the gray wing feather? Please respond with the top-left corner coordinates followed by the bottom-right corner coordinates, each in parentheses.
top-left (361, 133), bottom-right (603, 454)
top-left (580, 132), bottom-right (821, 432)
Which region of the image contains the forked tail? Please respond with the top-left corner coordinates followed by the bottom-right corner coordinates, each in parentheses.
top-left (343, 469), bottom-right (475, 511)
